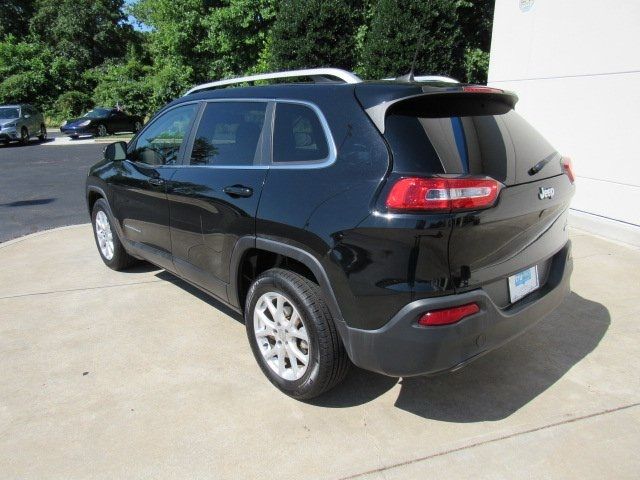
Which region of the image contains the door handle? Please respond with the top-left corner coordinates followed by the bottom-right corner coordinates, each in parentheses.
top-left (223, 185), bottom-right (253, 198)
top-left (148, 178), bottom-right (164, 187)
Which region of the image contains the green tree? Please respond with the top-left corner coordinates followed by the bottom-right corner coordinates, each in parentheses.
top-left (269, 0), bottom-right (364, 71)
top-left (90, 52), bottom-right (154, 117)
top-left (358, 0), bottom-right (465, 80)
top-left (30, 0), bottom-right (133, 71)
top-left (0, 37), bottom-right (52, 106)
top-left (199, 0), bottom-right (277, 79)
top-left (0, 0), bottom-right (35, 38)
top-left (459, 0), bottom-right (495, 82)
top-left (131, 0), bottom-right (206, 78)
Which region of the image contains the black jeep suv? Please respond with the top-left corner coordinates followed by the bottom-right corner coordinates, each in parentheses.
top-left (86, 69), bottom-right (575, 399)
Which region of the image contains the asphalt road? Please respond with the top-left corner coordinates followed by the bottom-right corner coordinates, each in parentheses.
top-left (0, 139), bottom-right (104, 242)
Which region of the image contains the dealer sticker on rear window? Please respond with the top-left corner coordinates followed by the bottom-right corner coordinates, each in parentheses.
top-left (508, 265), bottom-right (539, 303)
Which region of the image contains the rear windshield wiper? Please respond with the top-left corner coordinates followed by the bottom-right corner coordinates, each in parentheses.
top-left (528, 153), bottom-right (557, 176)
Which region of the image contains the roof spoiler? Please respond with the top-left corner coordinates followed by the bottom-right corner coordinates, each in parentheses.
top-left (364, 88), bottom-right (519, 133)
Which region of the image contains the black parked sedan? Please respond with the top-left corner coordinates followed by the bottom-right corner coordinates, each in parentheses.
top-left (60, 108), bottom-right (143, 138)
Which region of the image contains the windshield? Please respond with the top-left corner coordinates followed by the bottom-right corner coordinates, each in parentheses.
top-left (83, 108), bottom-right (111, 119)
top-left (0, 108), bottom-right (19, 119)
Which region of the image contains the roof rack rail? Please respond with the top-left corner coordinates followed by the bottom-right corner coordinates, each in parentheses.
top-left (383, 75), bottom-right (460, 84)
top-left (185, 68), bottom-right (362, 95)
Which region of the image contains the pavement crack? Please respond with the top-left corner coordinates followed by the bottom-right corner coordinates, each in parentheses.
top-left (0, 279), bottom-right (163, 300)
top-left (339, 401), bottom-right (640, 480)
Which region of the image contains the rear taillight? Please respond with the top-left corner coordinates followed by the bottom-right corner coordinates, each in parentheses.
top-left (418, 303), bottom-right (480, 326)
top-left (386, 177), bottom-right (502, 212)
top-left (562, 157), bottom-right (575, 183)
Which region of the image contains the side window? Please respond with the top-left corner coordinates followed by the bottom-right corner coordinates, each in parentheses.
top-left (130, 103), bottom-right (198, 166)
top-left (273, 103), bottom-right (329, 163)
top-left (189, 102), bottom-right (267, 166)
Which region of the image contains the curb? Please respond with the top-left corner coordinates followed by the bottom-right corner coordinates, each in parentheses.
top-left (0, 223), bottom-right (90, 249)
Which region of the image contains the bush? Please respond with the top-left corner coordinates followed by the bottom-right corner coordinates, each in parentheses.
top-left (53, 91), bottom-right (93, 120)
top-left (91, 58), bottom-right (153, 117)
top-left (464, 47), bottom-right (489, 84)
top-left (0, 72), bottom-right (47, 105)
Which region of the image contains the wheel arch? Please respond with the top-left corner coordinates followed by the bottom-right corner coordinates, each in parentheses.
top-left (229, 237), bottom-right (349, 341)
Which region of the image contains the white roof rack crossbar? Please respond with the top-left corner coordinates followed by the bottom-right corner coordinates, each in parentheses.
top-left (185, 68), bottom-right (362, 95)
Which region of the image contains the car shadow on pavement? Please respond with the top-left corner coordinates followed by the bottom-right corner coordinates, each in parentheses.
top-left (0, 139), bottom-right (54, 148)
top-left (155, 270), bottom-right (244, 323)
top-left (312, 292), bottom-right (610, 422)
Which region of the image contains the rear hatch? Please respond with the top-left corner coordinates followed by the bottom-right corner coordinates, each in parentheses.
top-left (363, 87), bottom-right (575, 306)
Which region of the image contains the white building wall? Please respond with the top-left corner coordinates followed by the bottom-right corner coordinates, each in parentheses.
top-left (488, 0), bottom-right (640, 245)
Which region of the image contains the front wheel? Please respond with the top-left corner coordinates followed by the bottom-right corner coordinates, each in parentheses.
top-left (245, 268), bottom-right (350, 400)
top-left (91, 198), bottom-right (136, 270)
top-left (20, 127), bottom-right (29, 145)
top-left (134, 121), bottom-right (142, 133)
top-left (96, 124), bottom-right (108, 137)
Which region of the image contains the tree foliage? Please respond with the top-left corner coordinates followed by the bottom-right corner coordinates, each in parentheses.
top-left (270, 0), bottom-right (364, 70)
top-left (358, 0), bottom-right (465, 79)
top-left (0, 0), bottom-right (495, 121)
top-left (0, 0), bottom-right (35, 38)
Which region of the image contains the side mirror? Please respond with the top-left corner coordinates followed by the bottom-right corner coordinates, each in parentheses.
top-left (104, 141), bottom-right (127, 162)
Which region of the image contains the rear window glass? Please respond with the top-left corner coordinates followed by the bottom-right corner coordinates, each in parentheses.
top-left (273, 103), bottom-right (329, 163)
top-left (384, 96), bottom-right (559, 184)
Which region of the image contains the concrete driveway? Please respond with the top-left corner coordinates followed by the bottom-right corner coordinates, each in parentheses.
top-left (1, 225), bottom-right (639, 479)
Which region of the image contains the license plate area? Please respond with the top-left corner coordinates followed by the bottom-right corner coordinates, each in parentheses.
top-left (508, 265), bottom-right (539, 303)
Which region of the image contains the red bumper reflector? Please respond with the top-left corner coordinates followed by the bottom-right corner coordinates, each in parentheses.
top-left (462, 85), bottom-right (504, 94)
top-left (418, 303), bottom-right (480, 326)
top-left (562, 156), bottom-right (575, 183)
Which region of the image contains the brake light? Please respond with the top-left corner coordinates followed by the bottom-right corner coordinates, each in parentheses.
top-left (562, 157), bottom-right (575, 183)
top-left (386, 177), bottom-right (502, 212)
top-left (462, 85), bottom-right (504, 94)
top-left (418, 303), bottom-right (480, 326)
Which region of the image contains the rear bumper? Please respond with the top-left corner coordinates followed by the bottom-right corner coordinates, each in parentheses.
top-left (343, 241), bottom-right (572, 377)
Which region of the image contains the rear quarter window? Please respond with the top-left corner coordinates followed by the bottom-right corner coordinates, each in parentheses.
top-left (273, 103), bottom-right (329, 164)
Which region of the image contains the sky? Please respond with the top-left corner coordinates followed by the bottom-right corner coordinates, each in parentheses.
top-left (124, 0), bottom-right (151, 32)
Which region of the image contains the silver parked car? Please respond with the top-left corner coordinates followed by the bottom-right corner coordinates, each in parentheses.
top-left (0, 104), bottom-right (47, 145)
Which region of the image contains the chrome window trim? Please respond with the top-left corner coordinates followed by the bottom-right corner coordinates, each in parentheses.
top-left (127, 99), bottom-right (203, 167)
top-left (270, 99), bottom-right (337, 170)
top-left (177, 98), bottom-right (272, 169)
top-left (172, 98), bottom-right (337, 170)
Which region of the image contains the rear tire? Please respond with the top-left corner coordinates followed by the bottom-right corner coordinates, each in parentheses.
top-left (38, 124), bottom-right (47, 141)
top-left (91, 198), bottom-right (136, 270)
top-left (245, 268), bottom-right (350, 400)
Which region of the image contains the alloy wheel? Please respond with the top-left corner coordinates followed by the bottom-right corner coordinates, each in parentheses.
top-left (253, 292), bottom-right (310, 381)
top-left (97, 124), bottom-right (108, 137)
top-left (95, 210), bottom-right (114, 260)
